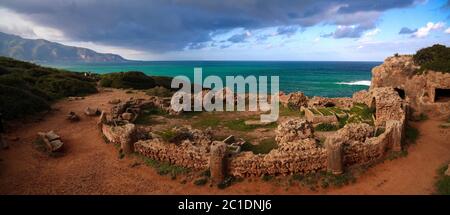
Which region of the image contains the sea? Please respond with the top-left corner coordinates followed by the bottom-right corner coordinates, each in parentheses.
top-left (56, 61), bottom-right (381, 98)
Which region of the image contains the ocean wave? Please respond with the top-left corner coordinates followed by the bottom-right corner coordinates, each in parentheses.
top-left (336, 80), bottom-right (371, 86)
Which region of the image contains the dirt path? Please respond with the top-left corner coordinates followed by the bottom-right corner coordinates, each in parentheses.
top-left (0, 90), bottom-right (449, 194)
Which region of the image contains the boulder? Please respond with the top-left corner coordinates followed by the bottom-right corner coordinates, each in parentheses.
top-left (275, 119), bottom-right (314, 144)
top-left (108, 99), bottom-right (121, 104)
top-left (85, 107), bottom-right (100, 116)
top-left (121, 112), bottom-right (134, 121)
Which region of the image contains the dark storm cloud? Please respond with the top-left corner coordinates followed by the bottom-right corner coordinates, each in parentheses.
top-left (398, 27), bottom-right (417, 34)
top-left (0, 0), bottom-right (418, 52)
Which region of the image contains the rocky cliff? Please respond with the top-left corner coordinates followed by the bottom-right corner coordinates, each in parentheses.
top-left (371, 55), bottom-right (450, 117)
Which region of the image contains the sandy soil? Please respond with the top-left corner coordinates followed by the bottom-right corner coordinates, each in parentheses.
top-left (0, 89), bottom-right (449, 194)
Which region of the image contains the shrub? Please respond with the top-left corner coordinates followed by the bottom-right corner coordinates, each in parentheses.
top-left (241, 138), bottom-right (278, 154)
top-left (405, 125), bottom-right (419, 144)
top-left (0, 57), bottom-right (97, 119)
top-left (435, 164), bottom-right (450, 195)
top-left (146, 86), bottom-right (173, 97)
top-left (315, 123), bottom-right (338, 131)
top-left (413, 44), bottom-right (450, 73)
top-left (100, 71), bottom-right (156, 89)
top-left (194, 178), bottom-right (208, 186)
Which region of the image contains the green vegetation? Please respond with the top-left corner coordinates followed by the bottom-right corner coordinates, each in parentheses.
top-left (224, 119), bottom-right (277, 131)
top-left (411, 113), bottom-right (428, 122)
top-left (317, 108), bottom-right (333, 116)
top-left (375, 127), bottom-right (386, 137)
top-left (315, 123), bottom-right (338, 131)
top-left (134, 107), bottom-right (167, 125)
top-left (338, 115), bottom-right (349, 128)
top-left (347, 103), bottom-right (375, 125)
top-left (435, 164), bottom-right (450, 195)
top-left (217, 176), bottom-right (236, 189)
top-left (279, 104), bottom-right (305, 117)
top-left (405, 125), bottom-right (419, 144)
top-left (156, 129), bottom-right (178, 142)
top-left (99, 72), bottom-right (174, 90)
top-left (136, 154), bottom-right (190, 178)
top-left (99, 71), bottom-right (156, 89)
top-left (413, 44), bottom-right (450, 73)
top-left (386, 150), bottom-right (408, 160)
top-left (309, 108), bottom-right (320, 115)
top-left (291, 171), bottom-right (356, 190)
top-left (146, 86), bottom-right (173, 97)
top-left (241, 138), bottom-right (277, 154)
top-left (193, 178), bottom-right (208, 186)
top-left (0, 57), bottom-right (97, 119)
top-left (192, 114), bottom-right (221, 128)
top-left (261, 174), bottom-right (274, 181)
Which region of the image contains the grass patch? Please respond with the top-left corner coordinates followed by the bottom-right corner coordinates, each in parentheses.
top-left (224, 119), bottom-right (277, 131)
top-left (292, 171), bottom-right (356, 190)
top-left (435, 163), bottom-right (450, 195)
top-left (405, 125), bottom-right (419, 144)
top-left (386, 150), bottom-right (408, 160)
top-left (309, 108), bottom-right (321, 115)
top-left (346, 103), bottom-right (374, 125)
top-left (135, 154), bottom-right (190, 177)
top-left (192, 115), bottom-right (221, 128)
top-left (146, 86), bottom-right (173, 97)
top-left (317, 108), bottom-right (333, 116)
top-left (279, 104), bottom-right (305, 117)
top-left (338, 115), bottom-right (349, 128)
top-left (315, 123), bottom-right (338, 131)
top-left (194, 178), bottom-right (208, 186)
top-left (134, 107), bottom-right (167, 125)
top-left (241, 138), bottom-right (277, 154)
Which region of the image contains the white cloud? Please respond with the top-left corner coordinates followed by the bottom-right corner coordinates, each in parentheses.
top-left (413, 22), bottom-right (445, 38)
top-left (445, 27), bottom-right (450, 34)
top-left (364, 28), bottom-right (380, 37)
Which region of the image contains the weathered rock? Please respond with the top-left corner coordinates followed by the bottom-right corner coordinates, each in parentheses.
top-left (67, 112), bottom-right (80, 122)
top-left (37, 131), bottom-right (64, 152)
top-left (371, 55), bottom-right (450, 118)
top-left (336, 123), bottom-right (374, 143)
top-left (121, 112), bottom-right (134, 121)
top-left (210, 141), bottom-right (228, 185)
top-left (108, 99), bottom-right (121, 104)
top-left (280, 92), bottom-right (308, 109)
top-left (325, 135), bottom-right (344, 175)
top-left (275, 119), bottom-right (314, 144)
top-left (85, 107), bottom-right (100, 116)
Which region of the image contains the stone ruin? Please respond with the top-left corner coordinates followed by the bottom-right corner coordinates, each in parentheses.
top-left (96, 61), bottom-right (410, 185)
top-left (371, 55), bottom-right (450, 118)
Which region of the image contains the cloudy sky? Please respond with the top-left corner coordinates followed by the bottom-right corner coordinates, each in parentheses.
top-left (0, 0), bottom-right (449, 61)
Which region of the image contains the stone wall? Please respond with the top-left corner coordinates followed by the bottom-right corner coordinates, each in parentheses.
top-left (134, 139), bottom-right (209, 169)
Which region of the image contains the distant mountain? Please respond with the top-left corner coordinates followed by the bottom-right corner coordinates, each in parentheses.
top-left (0, 32), bottom-right (129, 63)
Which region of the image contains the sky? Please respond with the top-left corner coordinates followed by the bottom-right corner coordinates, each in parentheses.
top-left (0, 0), bottom-right (449, 61)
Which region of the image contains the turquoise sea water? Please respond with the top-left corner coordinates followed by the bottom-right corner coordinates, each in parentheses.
top-left (57, 61), bottom-right (380, 97)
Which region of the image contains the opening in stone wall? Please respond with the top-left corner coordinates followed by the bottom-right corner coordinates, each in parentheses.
top-left (324, 102), bottom-right (335, 107)
top-left (394, 88), bottom-right (405, 99)
top-left (435, 88), bottom-right (450, 102)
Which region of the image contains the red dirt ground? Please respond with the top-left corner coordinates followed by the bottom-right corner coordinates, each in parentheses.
top-left (0, 89), bottom-right (449, 194)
